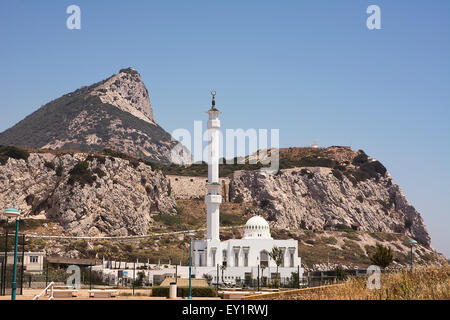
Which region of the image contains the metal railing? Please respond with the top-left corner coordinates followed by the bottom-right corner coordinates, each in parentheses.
top-left (32, 281), bottom-right (55, 300)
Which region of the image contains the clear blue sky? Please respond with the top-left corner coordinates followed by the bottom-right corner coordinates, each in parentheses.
top-left (1, 1), bottom-right (449, 257)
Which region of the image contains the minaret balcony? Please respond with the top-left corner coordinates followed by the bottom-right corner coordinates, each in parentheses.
top-left (205, 194), bottom-right (222, 204)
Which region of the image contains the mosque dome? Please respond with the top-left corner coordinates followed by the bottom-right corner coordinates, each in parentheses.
top-left (243, 215), bottom-right (272, 239)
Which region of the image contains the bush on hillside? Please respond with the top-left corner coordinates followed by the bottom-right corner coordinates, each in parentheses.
top-left (153, 213), bottom-right (181, 226)
top-left (0, 145), bottom-right (30, 165)
top-left (370, 243), bottom-right (393, 269)
top-left (67, 161), bottom-right (96, 187)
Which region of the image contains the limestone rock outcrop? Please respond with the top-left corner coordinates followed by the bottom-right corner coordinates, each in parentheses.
top-left (0, 152), bottom-right (177, 236)
top-left (229, 167), bottom-right (431, 246)
top-left (90, 67), bottom-right (154, 124)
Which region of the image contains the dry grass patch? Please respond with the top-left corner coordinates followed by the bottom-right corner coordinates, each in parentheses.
top-left (285, 265), bottom-right (450, 300)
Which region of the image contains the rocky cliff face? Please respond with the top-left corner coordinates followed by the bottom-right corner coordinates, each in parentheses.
top-left (0, 68), bottom-right (191, 164)
top-left (0, 151), bottom-right (177, 236)
top-left (229, 166), bottom-right (431, 247)
top-left (90, 67), bottom-right (154, 124)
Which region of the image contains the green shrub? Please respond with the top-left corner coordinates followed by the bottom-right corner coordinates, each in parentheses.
top-left (260, 198), bottom-right (272, 209)
top-left (44, 161), bottom-right (55, 170)
top-left (335, 265), bottom-right (347, 281)
top-left (67, 161), bottom-right (96, 187)
top-left (0, 145), bottom-right (30, 165)
top-left (352, 161), bottom-right (387, 182)
top-left (96, 156), bottom-right (106, 164)
top-left (320, 236), bottom-right (338, 245)
top-left (298, 156), bottom-right (335, 168)
top-left (119, 292), bottom-right (132, 296)
top-left (404, 218), bottom-right (413, 230)
top-left (332, 169), bottom-right (343, 181)
top-left (55, 165), bottom-right (63, 177)
top-left (370, 243), bottom-right (393, 269)
top-left (153, 213), bottom-right (181, 226)
top-left (93, 167), bottom-right (106, 178)
top-left (334, 224), bottom-right (354, 232)
top-left (220, 212), bottom-right (245, 226)
top-left (343, 232), bottom-right (360, 241)
top-left (234, 194), bottom-right (244, 204)
top-left (352, 152), bottom-right (368, 165)
top-left (299, 168), bottom-right (315, 179)
top-left (349, 151), bottom-right (387, 183)
top-left (151, 286), bottom-right (217, 297)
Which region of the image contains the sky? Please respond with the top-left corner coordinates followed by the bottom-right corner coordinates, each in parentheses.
top-left (0, 1), bottom-right (449, 257)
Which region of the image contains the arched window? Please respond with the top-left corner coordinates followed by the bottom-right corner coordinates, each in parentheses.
top-left (260, 250), bottom-right (269, 267)
top-left (222, 250), bottom-right (227, 267)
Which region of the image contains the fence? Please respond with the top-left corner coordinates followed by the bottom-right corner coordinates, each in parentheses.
top-left (217, 268), bottom-right (373, 291)
top-left (0, 233), bottom-right (26, 296)
top-left (23, 265), bottom-right (106, 289)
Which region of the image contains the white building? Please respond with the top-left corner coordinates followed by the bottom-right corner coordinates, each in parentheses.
top-left (0, 252), bottom-right (45, 273)
top-left (190, 92), bottom-right (304, 284)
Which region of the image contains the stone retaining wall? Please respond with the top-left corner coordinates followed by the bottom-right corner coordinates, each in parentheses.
top-left (168, 175), bottom-right (230, 201)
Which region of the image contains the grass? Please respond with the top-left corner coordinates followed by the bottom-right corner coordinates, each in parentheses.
top-left (281, 265), bottom-right (450, 300)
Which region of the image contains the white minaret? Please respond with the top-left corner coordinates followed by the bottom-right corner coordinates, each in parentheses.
top-left (206, 91), bottom-right (222, 241)
top-left (204, 91), bottom-right (222, 267)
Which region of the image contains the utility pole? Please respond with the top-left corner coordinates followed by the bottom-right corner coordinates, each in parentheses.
top-left (133, 262), bottom-right (136, 295)
top-left (216, 264), bottom-right (219, 291)
top-left (257, 265), bottom-right (260, 291)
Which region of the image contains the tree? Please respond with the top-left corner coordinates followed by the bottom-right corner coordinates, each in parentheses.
top-left (260, 264), bottom-right (267, 286)
top-left (335, 265), bottom-right (346, 281)
top-left (289, 272), bottom-right (299, 288)
top-left (203, 273), bottom-right (213, 285)
top-left (370, 243), bottom-right (393, 269)
top-left (133, 271), bottom-right (145, 287)
top-left (269, 246), bottom-right (284, 287)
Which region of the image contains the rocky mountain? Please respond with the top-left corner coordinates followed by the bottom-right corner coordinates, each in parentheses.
top-left (0, 148), bottom-right (176, 236)
top-left (164, 146), bottom-right (432, 247)
top-left (229, 147), bottom-right (431, 246)
top-left (0, 145), bottom-right (444, 266)
top-left (0, 67), bottom-right (191, 164)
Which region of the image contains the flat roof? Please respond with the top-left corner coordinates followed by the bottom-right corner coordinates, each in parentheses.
top-left (47, 256), bottom-right (102, 266)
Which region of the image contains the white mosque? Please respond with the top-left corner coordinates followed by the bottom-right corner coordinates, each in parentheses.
top-left (190, 92), bottom-right (304, 284)
top-left (95, 93), bottom-right (303, 286)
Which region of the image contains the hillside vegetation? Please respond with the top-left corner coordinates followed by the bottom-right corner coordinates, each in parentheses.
top-left (5, 199), bottom-right (444, 269)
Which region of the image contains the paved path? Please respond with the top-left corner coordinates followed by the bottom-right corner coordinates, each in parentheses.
top-left (0, 288), bottom-right (222, 300)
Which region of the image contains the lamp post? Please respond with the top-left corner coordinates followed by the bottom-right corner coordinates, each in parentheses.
top-left (187, 232), bottom-right (194, 299)
top-left (409, 239), bottom-right (417, 271)
top-left (3, 208), bottom-right (20, 300)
